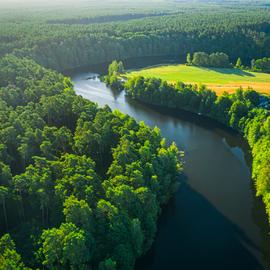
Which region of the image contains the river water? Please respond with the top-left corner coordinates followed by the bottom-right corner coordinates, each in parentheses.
top-left (71, 70), bottom-right (270, 270)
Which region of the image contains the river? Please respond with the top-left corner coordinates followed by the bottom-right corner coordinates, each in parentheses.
top-left (71, 68), bottom-right (270, 270)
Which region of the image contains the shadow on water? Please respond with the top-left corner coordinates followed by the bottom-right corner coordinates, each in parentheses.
top-left (136, 180), bottom-right (264, 270)
top-left (134, 101), bottom-right (239, 134)
top-left (252, 190), bottom-right (270, 269)
top-left (128, 100), bottom-right (270, 270)
top-left (198, 67), bottom-right (255, 77)
top-left (71, 68), bottom-right (270, 270)
top-left (110, 88), bottom-right (123, 100)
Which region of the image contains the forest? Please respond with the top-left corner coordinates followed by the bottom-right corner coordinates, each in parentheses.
top-left (0, 55), bottom-right (182, 269)
top-left (123, 75), bottom-right (270, 222)
top-left (1, 0), bottom-right (270, 269)
top-left (1, 5), bottom-right (270, 71)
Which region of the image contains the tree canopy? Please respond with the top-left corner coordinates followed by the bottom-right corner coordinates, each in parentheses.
top-left (124, 74), bottom-right (270, 225)
top-left (0, 55), bottom-right (182, 270)
top-left (1, 7), bottom-right (270, 71)
top-left (190, 52), bottom-right (231, 68)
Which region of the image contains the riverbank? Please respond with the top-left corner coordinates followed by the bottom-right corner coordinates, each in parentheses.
top-left (72, 72), bottom-right (270, 269)
top-left (124, 75), bottom-right (270, 237)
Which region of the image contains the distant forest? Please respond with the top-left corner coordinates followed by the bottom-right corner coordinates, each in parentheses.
top-left (1, 5), bottom-right (270, 71)
top-left (0, 1), bottom-right (270, 269)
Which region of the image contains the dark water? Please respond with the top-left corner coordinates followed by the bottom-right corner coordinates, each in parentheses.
top-left (71, 70), bottom-right (270, 270)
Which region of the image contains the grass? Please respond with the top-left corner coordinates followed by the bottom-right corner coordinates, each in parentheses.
top-left (126, 64), bottom-right (270, 95)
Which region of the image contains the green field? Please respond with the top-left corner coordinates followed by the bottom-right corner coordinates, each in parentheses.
top-left (127, 64), bottom-right (270, 95)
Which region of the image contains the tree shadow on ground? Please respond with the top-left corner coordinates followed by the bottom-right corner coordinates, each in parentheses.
top-left (198, 67), bottom-right (255, 77)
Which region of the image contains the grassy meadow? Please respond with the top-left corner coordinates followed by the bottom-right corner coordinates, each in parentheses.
top-left (126, 64), bottom-right (270, 95)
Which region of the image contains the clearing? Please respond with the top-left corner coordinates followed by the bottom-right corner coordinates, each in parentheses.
top-left (126, 64), bottom-right (270, 95)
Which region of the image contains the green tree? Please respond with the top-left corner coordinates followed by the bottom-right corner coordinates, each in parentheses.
top-left (213, 93), bottom-right (233, 124)
top-left (99, 258), bottom-right (117, 270)
top-left (130, 219), bottom-right (144, 257)
top-left (39, 223), bottom-right (92, 270)
top-left (192, 52), bottom-right (210, 67)
top-left (14, 157), bottom-right (54, 225)
top-left (229, 100), bottom-right (248, 130)
top-left (235, 57), bottom-right (242, 69)
top-left (0, 162), bottom-right (12, 187)
top-left (186, 53), bottom-right (192, 65)
top-left (0, 186), bottom-right (9, 231)
top-left (0, 234), bottom-right (30, 270)
top-left (108, 61), bottom-right (124, 76)
top-left (0, 56), bottom-right (183, 270)
top-left (63, 195), bottom-right (94, 232)
top-left (54, 154), bottom-right (101, 206)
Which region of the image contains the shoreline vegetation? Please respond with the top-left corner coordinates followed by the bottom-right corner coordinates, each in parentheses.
top-left (1, 1), bottom-right (270, 268)
top-left (0, 55), bottom-right (182, 269)
top-left (105, 63), bottom-right (270, 228)
top-left (127, 64), bottom-right (270, 94)
top-left (125, 52), bottom-right (270, 95)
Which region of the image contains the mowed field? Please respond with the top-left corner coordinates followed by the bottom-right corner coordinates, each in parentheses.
top-left (127, 64), bottom-right (270, 95)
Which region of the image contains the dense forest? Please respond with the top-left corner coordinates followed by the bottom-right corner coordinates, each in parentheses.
top-left (0, 55), bottom-right (182, 269)
top-left (1, 1), bottom-right (270, 269)
top-left (2, 6), bottom-right (270, 71)
top-left (123, 75), bottom-right (270, 221)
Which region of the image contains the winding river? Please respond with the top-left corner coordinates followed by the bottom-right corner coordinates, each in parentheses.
top-left (71, 65), bottom-right (270, 270)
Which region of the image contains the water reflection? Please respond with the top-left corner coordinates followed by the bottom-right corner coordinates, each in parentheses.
top-left (71, 71), bottom-right (270, 270)
top-left (136, 182), bottom-right (263, 270)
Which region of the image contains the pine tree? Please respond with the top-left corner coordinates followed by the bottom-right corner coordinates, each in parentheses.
top-left (186, 53), bottom-right (192, 65)
top-left (235, 57), bottom-right (242, 69)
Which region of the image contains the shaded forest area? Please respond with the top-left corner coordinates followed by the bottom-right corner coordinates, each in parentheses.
top-left (1, 4), bottom-right (270, 71)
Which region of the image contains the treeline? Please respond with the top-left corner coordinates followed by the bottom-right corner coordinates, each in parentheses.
top-left (124, 76), bottom-right (270, 222)
top-left (251, 57), bottom-right (270, 73)
top-left (0, 55), bottom-right (182, 269)
top-left (187, 52), bottom-right (231, 68)
top-left (47, 12), bottom-right (171, 25)
top-left (1, 9), bottom-right (270, 70)
top-left (186, 52), bottom-right (270, 72)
